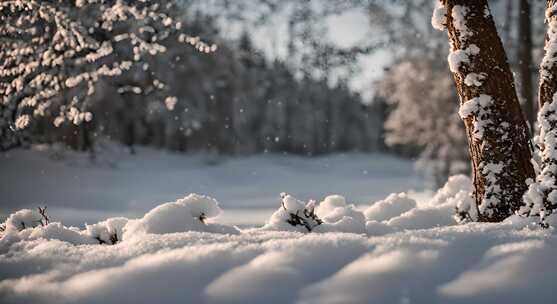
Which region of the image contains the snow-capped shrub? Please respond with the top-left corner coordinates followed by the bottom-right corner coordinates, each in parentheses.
top-left (264, 193), bottom-right (323, 232)
top-left (3, 209), bottom-right (44, 232)
top-left (364, 193), bottom-right (416, 222)
top-left (85, 217), bottom-right (129, 244)
top-left (451, 190), bottom-right (477, 223)
top-left (0, 195), bottom-right (238, 246)
top-left (263, 194), bottom-right (366, 233)
top-left (123, 193), bottom-right (238, 239)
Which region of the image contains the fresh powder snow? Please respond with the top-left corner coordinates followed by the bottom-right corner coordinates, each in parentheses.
top-left (1, 148), bottom-right (556, 304)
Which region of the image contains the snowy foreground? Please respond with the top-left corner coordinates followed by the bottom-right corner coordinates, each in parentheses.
top-left (1, 167), bottom-right (556, 303)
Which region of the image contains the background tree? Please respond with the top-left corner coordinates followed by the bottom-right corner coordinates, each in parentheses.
top-left (378, 58), bottom-right (468, 187)
top-left (0, 0), bottom-right (215, 151)
top-left (517, 0), bottom-right (535, 130)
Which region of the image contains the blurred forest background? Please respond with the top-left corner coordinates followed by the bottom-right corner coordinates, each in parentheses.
top-left (4, 0), bottom-right (546, 186)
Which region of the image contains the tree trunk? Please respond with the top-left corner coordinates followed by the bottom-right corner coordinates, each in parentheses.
top-left (530, 0), bottom-right (557, 216)
top-left (439, 0), bottom-right (535, 221)
top-left (540, 0), bottom-right (557, 108)
top-left (518, 0), bottom-right (535, 130)
top-left (502, 0), bottom-right (513, 50)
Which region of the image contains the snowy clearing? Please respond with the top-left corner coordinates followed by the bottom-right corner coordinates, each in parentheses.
top-left (0, 150), bottom-right (556, 304)
top-left (0, 145), bottom-right (425, 227)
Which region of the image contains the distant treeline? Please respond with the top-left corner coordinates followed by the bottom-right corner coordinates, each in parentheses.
top-left (25, 13), bottom-right (385, 156)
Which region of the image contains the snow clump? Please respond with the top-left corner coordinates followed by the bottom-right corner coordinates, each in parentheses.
top-left (431, 1), bottom-right (447, 31)
top-left (123, 193), bottom-right (238, 238)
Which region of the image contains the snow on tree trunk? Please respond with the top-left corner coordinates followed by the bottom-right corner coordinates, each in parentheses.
top-left (523, 0), bottom-right (557, 222)
top-left (434, 0), bottom-right (535, 222)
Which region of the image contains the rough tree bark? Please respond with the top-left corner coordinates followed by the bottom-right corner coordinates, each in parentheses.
top-left (438, 0), bottom-right (535, 221)
top-left (518, 0), bottom-right (535, 130)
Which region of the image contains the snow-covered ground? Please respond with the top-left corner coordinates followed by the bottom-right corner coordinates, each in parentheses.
top-left (0, 144), bottom-right (425, 227)
top-left (1, 145), bottom-right (556, 304)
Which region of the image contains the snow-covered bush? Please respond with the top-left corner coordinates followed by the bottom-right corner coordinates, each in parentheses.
top-left (263, 193), bottom-right (323, 232)
top-left (263, 193), bottom-right (366, 233)
top-left (85, 217), bottom-right (129, 245)
top-left (123, 194), bottom-right (239, 239)
top-left (2, 207), bottom-right (50, 233)
top-left (3, 209), bottom-right (44, 233)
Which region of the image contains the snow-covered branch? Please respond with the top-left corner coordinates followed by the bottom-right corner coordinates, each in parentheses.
top-left (0, 0), bottom-right (216, 149)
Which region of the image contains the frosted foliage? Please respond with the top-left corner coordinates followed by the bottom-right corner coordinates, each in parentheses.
top-left (379, 59), bottom-right (468, 184)
top-left (0, 0), bottom-right (215, 148)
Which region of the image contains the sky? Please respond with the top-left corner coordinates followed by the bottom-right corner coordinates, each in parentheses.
top-left (205, 3), bottom-right (393, 103)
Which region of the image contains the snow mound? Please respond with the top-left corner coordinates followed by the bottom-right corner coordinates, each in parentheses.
top-left (123, 194), bottom-right (238, 238)
top-left (263, 194), bottom-right (366, 234)
top-left (0, 194), bottom-right (238, 249)
top-left (1, 176), bottom-right (557, 303)
top-left (315, 195), bottom-right (366, 234)
top-left (1, 223), bottom-right (555, 304)
top-left (364, 175), bottom-right (474, 231)
top-left (27, 222), bottom-right (95, 245)
top-left (364, 192), bottom-right (416, 222)
top-left (428, 174), bottom-right (473, 207)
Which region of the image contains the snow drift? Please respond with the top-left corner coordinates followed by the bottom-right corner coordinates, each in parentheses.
top-left (1, 175), bottom-right (556, 304)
